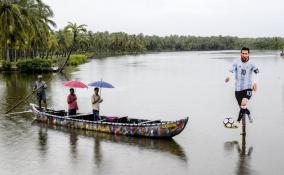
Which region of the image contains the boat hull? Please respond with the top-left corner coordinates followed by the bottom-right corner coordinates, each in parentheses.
top-left (30, 104), bottom-right (188, 138)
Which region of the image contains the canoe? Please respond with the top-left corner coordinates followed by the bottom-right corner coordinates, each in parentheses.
top-left (30, 103), bottom-right (189, 138)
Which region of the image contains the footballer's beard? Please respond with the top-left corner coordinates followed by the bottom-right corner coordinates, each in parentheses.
top-left (241, 56), bottom-right (249, 62)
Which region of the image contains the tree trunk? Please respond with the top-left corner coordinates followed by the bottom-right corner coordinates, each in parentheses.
top-left (6, 47), bottom-right (10, 62)
top-left (32, 49), bottom-right (34, 58)
top-left (14, 49), bottom-right (17, 62)
top-left (45, 50), bottom-right (49, 59)
top-left (57, 47), bottom-right (73, 73)
top-left (50, 51), bottom-right (54, 59)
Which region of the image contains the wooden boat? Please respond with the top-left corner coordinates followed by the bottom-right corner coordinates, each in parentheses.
top-left (30, 103), bottom-right (189, 138)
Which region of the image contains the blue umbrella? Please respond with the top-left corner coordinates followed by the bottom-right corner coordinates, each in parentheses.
top-left (88, 80), bottom-right (114, 97)
top-left (88, 80), bottom-right (114, 88)
top-left (87, 80), bottom-right (114, 112)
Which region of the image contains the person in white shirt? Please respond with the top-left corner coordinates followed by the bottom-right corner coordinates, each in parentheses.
top-left (33, 75), bottom-right (47, 110)
top-left (91, 88), bottom-right (103, 121)
top-left (225, 47), bottom-right (259, 124)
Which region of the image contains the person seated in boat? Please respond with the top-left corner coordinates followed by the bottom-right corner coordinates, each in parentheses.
top-left (33, 75), bottom-right (47, 110)
top-left (91, 87), bottom-right (103, 121)
top-left (67, 88), bottom-right (78, 115)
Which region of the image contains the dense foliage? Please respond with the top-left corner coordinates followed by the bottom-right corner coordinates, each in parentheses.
top-left (1, 61), bottom-right (12, 71)
top-left (69, 54), bottom-right (87, 66)
top-left (16, 58), bottom-right (52, 72)
top-left (0, 0), bottom-right (56, 62)
top-left (80, 33), bottom-right (284, 53)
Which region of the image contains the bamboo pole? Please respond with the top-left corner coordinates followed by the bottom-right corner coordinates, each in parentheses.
top-left (5, 79), bottom-right (50, 114)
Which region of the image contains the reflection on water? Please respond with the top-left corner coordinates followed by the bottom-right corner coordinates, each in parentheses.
top-left (224, 135), bottom-right (254, 175)
top-left (38, 127), bottom-right (48, 158)
top-left (70, 130), bottom-right (78, 158)
top-left (94, 135), bottom-right (103, 167)
top-left (38, 127), bottom-right (48, 150)
top-left (35, 122), bottom-right (188, 163)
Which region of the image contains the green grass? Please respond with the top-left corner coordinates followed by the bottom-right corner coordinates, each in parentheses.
top-left (69, 54), bottom-right (87, 66)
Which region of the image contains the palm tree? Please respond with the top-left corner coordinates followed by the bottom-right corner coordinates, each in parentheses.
top-left (21, 0), bottom-right (56, 58)
top-left (0, 0), bottom-right (25, 62)
top-left (58, 22), bottom-right (87, 72)
top-left (56, 29), bottom-right (72, 57)
top-left (0, 0), bottom-right (56, 62)
top-left (46, 32), bottom-right (58, 59)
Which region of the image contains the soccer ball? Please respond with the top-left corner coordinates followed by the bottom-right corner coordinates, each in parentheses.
top-left (223, 117), bottom-right (237, 128)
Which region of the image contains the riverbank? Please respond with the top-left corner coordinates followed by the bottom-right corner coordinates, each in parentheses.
top-left (0, 51), bottom-right (146, 73)
top-left (0, 54), bottom-right (88, 73)
top-left (2, 49), bottom-right (284, 74)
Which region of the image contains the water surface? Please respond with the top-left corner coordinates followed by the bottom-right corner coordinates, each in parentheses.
top-left (1, 50), bottom-right (284, 175)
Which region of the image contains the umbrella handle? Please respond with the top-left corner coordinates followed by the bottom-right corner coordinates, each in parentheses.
top-left (99, 78), bottom-right (102, 99)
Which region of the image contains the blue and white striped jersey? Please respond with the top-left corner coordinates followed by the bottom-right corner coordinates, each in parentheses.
top-left (229, 59), bottom-right (259, 91)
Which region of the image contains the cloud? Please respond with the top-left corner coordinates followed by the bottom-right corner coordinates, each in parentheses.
top-left (45, 0), bottom-right (284, 37)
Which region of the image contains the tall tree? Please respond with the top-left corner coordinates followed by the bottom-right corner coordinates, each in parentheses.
top-left (0, 0), bottom-right (25, 61)
top-left (57, 22), bottom-right (87, 72)
top-left (0, 0), bottom-right (56, 62)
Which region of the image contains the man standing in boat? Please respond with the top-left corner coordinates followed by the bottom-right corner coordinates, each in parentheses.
top-left (67, 88), bottom-right (78, 115)
top-left (225, 47), bottom-right (259, 126)
top-left (33, 75), bottom-right (47, 110)
top-left (92, 87), bottom-right (103, 121)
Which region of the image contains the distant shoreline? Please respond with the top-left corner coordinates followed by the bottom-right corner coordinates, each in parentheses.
top-left (1, 49), bottom-right (283, 74)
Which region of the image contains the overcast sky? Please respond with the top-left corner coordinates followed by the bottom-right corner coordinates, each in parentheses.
top-left (44, 0), bottom-right (284, 37)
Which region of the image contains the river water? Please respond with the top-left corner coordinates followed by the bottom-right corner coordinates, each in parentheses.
top-left (0, 51), bottom-right (283, 175)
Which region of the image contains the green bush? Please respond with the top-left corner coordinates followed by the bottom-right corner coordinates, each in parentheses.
top-left (69, 54), bottom-right (87, 66)
top-left (16, 58), bottom-right (52, 72)
top-left (2, 61), bottom-right (12, 71)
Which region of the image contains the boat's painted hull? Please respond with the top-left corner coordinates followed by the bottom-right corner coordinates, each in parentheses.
top-left (30, 104), bottom-right (188, 138)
